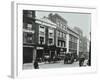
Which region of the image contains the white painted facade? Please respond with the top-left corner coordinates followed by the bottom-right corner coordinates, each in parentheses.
top-left (48, 28), bottom-right (54, 45)
top-left (39, 25), bottom-right (45, 44)
top-left (36, 17), bottom-right (56, 45)
top-left (67, 27), bottom-right (79, 55)
top-left (66, 33), bottom-right (69, 53)
top-left (36, 17), bottom-right (79, 55)
top-left (77, 38), bottom-right (79, 55)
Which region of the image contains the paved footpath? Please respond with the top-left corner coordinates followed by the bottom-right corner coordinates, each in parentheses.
top-left (23, 60), bottom-right (83, 70)
top-left (39, 61), bottom-right (80, 69)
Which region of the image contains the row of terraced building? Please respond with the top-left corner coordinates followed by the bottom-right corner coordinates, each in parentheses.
top-left (23, 10), bottom-right (79, 63)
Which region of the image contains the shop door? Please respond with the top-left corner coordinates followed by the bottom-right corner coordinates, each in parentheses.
top-left (51, 51), bottom-right (55, 58)
top-left (37, 50), bottom-right (43, 59)
top-left (23, 47), bottom-right (33, 63)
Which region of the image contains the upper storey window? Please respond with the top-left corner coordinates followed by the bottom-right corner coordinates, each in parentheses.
top-left (27, 11), bottom-right (33, 18)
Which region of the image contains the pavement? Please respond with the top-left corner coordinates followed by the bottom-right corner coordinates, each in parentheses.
top-left (23, 60), bottom-right (88, 70)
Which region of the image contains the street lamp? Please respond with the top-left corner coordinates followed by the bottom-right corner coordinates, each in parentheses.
top-left (88, 32), bottom-right (91, 66)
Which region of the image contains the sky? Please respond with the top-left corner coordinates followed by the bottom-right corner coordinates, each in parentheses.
top-left (36, 11), bottom-right (91, 39)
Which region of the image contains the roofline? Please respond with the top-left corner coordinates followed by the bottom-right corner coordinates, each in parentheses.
top-left (67, 27), bottom-right (79, 36)
top-left (54, 13), bottom-right (67, 23)
top-left (35, 18), bottom-right (57, 28)
top-left (35, 18), bottom-right (57, 26)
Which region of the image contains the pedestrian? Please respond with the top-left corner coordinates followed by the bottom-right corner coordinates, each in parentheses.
top-left (33, 59), bottom-right (39, 69)
top-left (79, 54), bottom-right (85, 67)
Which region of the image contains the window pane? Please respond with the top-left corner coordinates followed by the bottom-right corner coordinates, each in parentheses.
top-left (27, 11), bottom-right (32, 17)
top-left (49, 39), bottom-right (53, 44)
top-left (23, 32), bottom-right (34, 43)
top-left (40, 26), bottom-right (44, 28)
top-left (39, 31), bottom-right (45, 35)
top-left (27, 24), bottom-right (32, 30)
top-left (49, 33), bottom-right (53, 37)
top-left (40, 37), bottom-right (44, 44)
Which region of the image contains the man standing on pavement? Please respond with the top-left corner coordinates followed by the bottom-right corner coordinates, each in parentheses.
top-left (33, 59), bottom-right (39, 69)
top-left (79, 54), bottom-right (85, 67)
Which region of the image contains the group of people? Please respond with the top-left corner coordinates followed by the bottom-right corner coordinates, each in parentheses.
top-left (33, 53), bottom-right (88, 69)
top-left (64, 53), bottom-right (87, 67)
top-left (64, 53), bottom-right (74, 64)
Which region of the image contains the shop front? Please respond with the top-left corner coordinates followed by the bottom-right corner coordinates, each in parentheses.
top-left (48, 45), bottom-right (56, 58)
top-left (23, 44), bottom-right (36, 64)
top-left (69, 49), bottom-right (78, 60)
top-left (36, 46), bottom-right (44, 62)
top-left (39, 45), bottom-right (57, 62)
top-left (56, 47), bottom-right (67, 60)
top-left (36, 45), bottom-right (50, 62)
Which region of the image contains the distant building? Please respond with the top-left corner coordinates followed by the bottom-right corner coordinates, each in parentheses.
top-left (82, 36), bottom-right (88, 53)
top-left (67, 27), bottom-right (79, 56)
top-left (74, 27), bottom-right (89, 59)
top-left (82, 36), bottom-right (89, 59)
top-left (74, 27), bottom-right (84, 55)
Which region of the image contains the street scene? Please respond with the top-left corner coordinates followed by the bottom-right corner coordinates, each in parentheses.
top-left (23, 60), bottom-right (88, 70)
top-left (23, 10), bottom-right (91, 69)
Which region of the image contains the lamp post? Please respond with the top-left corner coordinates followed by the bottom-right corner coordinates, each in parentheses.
top-left (88, 32), bottom-right (91, 66)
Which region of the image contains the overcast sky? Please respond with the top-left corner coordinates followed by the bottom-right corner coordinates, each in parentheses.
top-left (36, 11), bottom-right (91, 39)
